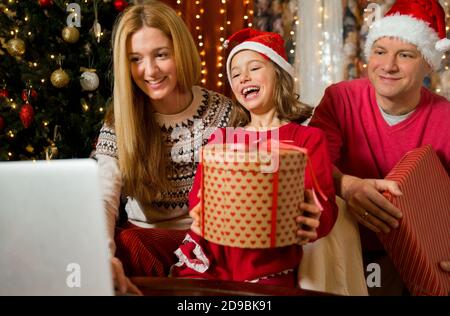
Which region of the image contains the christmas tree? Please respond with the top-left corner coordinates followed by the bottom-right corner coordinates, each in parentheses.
top-left (0, 0), bottom-right (129, 161)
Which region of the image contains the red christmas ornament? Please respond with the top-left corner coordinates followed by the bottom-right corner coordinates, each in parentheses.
top-left (0, 115), bottom-right (5, 131)
top-left (38, 0), bottom-right (53, 7)
top-left (113, 0), bottom-right (128, 12)
top-left (21, 89), bottom-right (38, 102)
top-left (19, 102), bottom-right (34, 128)
top-left (0, 88), bottom-right (8, 99)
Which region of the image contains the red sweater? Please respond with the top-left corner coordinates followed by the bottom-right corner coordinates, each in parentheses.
top-left (310, 78), bottom-right (450, 251)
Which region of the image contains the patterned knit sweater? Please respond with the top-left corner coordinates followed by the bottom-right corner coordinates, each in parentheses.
top-left (95, 86), bottom-right (232, 253)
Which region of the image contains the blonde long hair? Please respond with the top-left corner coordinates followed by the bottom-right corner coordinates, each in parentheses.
top-left (107, 1), bottom-right (201, 203)
top-left (229, 63), bottom-right (312, 127)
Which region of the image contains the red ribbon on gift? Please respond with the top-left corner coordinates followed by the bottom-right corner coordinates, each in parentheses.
top-left (259, 139), bottom-right (327, 247)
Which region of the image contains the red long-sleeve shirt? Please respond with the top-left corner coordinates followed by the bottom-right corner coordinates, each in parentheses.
top-left (310, 78), bottom-right (450, 251)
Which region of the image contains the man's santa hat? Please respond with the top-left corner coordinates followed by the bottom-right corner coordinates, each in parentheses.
top-left (365, 0), bottom-right (450, 70)
top-left (224, 28), bottom-right (294, 85)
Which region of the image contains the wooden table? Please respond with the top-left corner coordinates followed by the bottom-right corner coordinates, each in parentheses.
top-left (131, 277), bottom-right (333, 296)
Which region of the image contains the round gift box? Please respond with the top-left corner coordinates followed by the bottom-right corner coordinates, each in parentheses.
top-left (200, 143), bottom-right (307, 248)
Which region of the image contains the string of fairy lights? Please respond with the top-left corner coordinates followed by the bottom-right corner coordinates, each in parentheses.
top-left (3, 1), bottom-right (56, 151)
top-left (174, 0), bottom-right (448, 92)
top-left (215, 0), bottom-right (226, 88)
top-left (177, 0), bottom-right (207, 85)
top-left (435, 0), bottom-right (450, 95)
top-left (176, 0), bottom-right (254, 88)
top-left (292, 2), bottom-right (299, 84)
top-left (316, 0), bottom-right (334, 86)
top-left (441, 1), bottom-right (449, 72)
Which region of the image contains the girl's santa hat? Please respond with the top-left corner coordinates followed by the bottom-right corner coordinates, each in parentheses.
top-left (224, 28), bottom-right (294, 85)
top-left (365, 0), bottom-right (450, 70)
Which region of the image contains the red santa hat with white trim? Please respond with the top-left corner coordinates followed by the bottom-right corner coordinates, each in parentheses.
top-left (224, 28), bottom-right (294, 86)
top-left (365, 0), bottom-right (450, 71)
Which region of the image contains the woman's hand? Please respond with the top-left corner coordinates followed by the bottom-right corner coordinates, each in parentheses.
top-left (111, 257), bottom-right (143, 296)
top-left (296, 189), bottom-right (322, 245)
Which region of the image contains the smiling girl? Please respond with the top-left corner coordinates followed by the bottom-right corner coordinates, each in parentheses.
top-left (170, 29), bottom-right (338, 287)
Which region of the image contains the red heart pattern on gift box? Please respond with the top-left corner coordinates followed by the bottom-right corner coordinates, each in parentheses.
top-left (201, 144), bottom-right (307, 248)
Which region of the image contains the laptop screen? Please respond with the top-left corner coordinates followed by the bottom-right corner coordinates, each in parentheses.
top-left (0, 159), bottom-right (114, 296)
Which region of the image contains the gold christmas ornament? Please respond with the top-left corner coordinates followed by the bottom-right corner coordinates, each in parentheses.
top-left (26, 144), bottom-right (34, 153)
top-left (45, 142), bottom-right (58, 160)
top-left (61, 26), bottom-right (80, 44)
top-left (50, 68), bottom-right (70, 88)
top-left (6, 37), bottom-right (26, 56)
top-left (81, 98), bottom-right (90, 112)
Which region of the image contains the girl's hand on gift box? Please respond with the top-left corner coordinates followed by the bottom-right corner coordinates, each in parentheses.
top-left (296, 189), bottom-right (322, 245)
top-left (189, 189), bottom-right (202, 235)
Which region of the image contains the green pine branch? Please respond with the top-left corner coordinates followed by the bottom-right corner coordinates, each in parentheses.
top-left (0, 0), bottom-right (118, 160)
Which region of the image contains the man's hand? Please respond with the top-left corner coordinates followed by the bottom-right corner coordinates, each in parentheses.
top-left (111, 257), bottom-right (142, 295)
top-left (296, 190), bottom-right (322, 245)
top-left (340, 174), bottom-right (403, 234)
top-left (440, 261), bottom-right (450, 272)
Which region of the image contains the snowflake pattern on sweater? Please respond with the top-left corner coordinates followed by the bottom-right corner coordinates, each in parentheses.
top-left (95, 86), bottom-right (232, 224)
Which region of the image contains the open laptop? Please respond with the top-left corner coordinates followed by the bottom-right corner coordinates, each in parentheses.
top-left (0, 159), bottom-right (114, 295)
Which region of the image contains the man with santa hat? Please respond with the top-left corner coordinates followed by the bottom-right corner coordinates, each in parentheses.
top-left (310, 0), bottom-right (450, 295)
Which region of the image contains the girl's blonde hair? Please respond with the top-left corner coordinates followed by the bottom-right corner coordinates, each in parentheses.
top-left (106, 1), bottom-right (201, 202)
top-left (229, 62), bottom-right (312, 127)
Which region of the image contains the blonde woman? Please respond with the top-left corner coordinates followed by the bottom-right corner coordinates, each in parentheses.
top-left (95, 1), bottom-right (232, 294)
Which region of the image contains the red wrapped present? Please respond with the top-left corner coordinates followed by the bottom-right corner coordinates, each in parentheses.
top-left (380, 145), bottom-right (450, 296)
